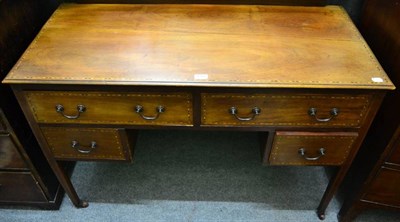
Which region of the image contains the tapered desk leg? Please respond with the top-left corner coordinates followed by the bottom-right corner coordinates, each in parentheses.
top-left (55, 161), bottom-right (88, 208)
top-left (12, 87), bottom-right (88, 208)
top-left (31, 148), bottom-right (87, 208)
top-left (316, 166), bottom-right (346, 220)
top-left (39, 156), bottom-right (88, 208)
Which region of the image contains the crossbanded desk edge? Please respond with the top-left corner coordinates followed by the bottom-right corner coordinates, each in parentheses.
top-left (2, 4), bottom-right (395, 219)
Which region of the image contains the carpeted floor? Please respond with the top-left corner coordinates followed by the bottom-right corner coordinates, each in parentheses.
top-left (1, 130), bottom-right (400, 221)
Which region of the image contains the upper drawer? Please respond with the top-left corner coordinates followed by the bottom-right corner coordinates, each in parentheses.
top-left (201, 93), bottom-right (371, 127)
top-left (269, 131), bottom-right (358, 166)
top-left (25, 91), bottom-right (193, 126)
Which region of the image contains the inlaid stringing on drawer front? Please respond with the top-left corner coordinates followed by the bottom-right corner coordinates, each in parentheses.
top-left (42, 127), bottom-right (126, 160)
top-left (25, 91), bottom-right (193, 126)
top-left (269, 132), bottom-right (358, 165)
top-left (201, 94), bottom-right (371, 127)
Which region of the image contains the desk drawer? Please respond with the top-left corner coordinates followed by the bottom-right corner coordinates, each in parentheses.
top-left (41, 127), bottom-right (133, 161)
top-left (25, 91), bottom-right (193, 126)
top-left (201, 93), bottom-right (370, 127)
top-left (269, 131), bottom-right (358, 165)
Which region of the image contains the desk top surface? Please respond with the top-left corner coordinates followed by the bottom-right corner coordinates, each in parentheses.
top-left (3, 4), bottom-right (395, 89)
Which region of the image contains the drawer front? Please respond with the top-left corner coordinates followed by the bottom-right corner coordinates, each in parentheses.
top-left (201, 93), bottom-right (371, 127)
top-left (26, 91), bottom-right (193, 126)
top-left (269, 131), bottom-right (358, 165)
top-left (0, 172), bottom-right (47, 202)
top-left (41, 127), bottom-right (132, 161)
top-left (0, 134), bottom-right (28, 170)
top-left (362, 167), bottom-right (400, 206)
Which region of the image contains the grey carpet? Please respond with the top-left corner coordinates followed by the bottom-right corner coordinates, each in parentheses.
top-left (1, 130), bottom-right (400, 221)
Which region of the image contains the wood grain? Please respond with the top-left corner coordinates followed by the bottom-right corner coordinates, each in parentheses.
top-left (201, 93), bottom-right (371, 127)
top-left (3, 4), bottom-right (394, 90)
top-left (269, 131), bottom-right (358, 165)
top-left (25, 91), bottom-right (193, 126)
top-left (41, 127), bottom-right (132, 161)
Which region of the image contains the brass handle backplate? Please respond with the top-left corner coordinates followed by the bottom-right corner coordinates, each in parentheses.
top-left (71, 140), bottom-right (96, 154)
top-left (135, 105), bottom-right (165, 120)
top-left (56, 104), bottom-right (86, 119)
top-left (298, 148), bottom-right (325, 161)
top-left (229, 106), bottom-right (261, 121)
top-left (308, 107), bottom-right (339, 122)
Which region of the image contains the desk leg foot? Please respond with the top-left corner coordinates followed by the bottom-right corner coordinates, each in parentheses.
top-left (78, 200), bottom-right (89, 208)
top-left (317, 211), bottom-right (326, 220)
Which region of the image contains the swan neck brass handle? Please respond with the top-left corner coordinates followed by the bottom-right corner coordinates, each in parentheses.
top-left (56, 104), bottom-right (86, 119)
top-left (298, 148), bottom-right (325, 161)
top-left (135, 105), bottom-right (165, 120)
top-left (229, 107), bottom-right (261, 121)
top-left (71, 140), bottom-right (96, 154)
top-left (308, 107), bottom-right (339, 122)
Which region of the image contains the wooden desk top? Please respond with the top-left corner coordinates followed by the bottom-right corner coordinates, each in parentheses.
top-left (3, 4), bottom-right (395, 90)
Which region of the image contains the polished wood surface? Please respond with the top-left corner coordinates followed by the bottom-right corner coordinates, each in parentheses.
top-left (0, 0), bottom-right (58, 125)
top-left (25, 91), bottom-right (193, 126)
top-left (3, 4), bottom-right (393, 90)
top-left (339, 126), bottom-right (400, 221)
top-left (0, 0), bottom-right (64, 209)
top-left (0, 109), bottom-right (63, 208)
top-left (3, 3), bottom-right (394, 219)
top-left (42, 127), bottom-right (133, 161)
top-left (269, 131), bottom-right (358, 165)
top-left (338, 0), bottom-right (400, 221)
top-left (201, 93), bottom-right (371, 127)
top-left (65, 0), bottom-right (326, 5)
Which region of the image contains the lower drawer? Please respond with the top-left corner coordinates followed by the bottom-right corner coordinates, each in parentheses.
top-left (0, 172), bottom-right (47, 202)
top-left (269, 131), bottom-right (358, 165)
top-left (41, 127), bottom-right (134, 161)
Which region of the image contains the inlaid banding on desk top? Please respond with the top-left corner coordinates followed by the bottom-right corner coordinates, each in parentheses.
top-left (3, 4), bottom-right (394, 90)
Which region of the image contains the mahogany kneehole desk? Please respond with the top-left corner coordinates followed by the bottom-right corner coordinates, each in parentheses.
top-left (3, 4), bottom-right (395, 220)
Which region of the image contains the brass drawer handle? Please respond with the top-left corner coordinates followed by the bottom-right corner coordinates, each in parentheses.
top-left (308, 107), bottom-right (339, 122)
top-left (229, 107), bottom-right (261, 121)
top-left (56, 104), bottom-right (86, 119)
top-left (71, 140), bottom-right (96, 154)
top-left (135, 105), bottom-right (165, 120)
top-left (298, 148), bottom-right (325, 161)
